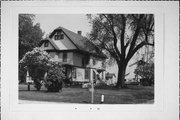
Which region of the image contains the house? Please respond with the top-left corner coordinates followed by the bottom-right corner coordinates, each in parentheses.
top-left (39, 26), bottom-right (107, 85)
top-left (105, 73), bottom-right (117, 85)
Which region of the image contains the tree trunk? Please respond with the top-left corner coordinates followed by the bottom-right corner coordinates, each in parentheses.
top-left (116, 62), bottom-right (127, 88)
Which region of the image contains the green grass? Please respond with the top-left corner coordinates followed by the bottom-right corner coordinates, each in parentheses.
top-left (19, 84), bottom-right (154, 104)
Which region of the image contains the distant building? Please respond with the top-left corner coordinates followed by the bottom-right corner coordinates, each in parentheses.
top-left (39, 26), bottom-right (107, 84)
top-left (105, 73), bottom-right (117, 85)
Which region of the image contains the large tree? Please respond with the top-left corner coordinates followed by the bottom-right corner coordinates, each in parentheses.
top-left (19, 14), bottom-right (44, 60)
top-left (88, 14), bottom-right (154, 88)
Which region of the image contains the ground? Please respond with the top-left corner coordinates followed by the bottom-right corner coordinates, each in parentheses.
top-left (19, 84), bottom-right (154, 104)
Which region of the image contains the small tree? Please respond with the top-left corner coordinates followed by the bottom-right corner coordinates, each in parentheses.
top-left (44, 61), bottom-right (65, 92)
top-left (19, 47), bottom-right (51, 90)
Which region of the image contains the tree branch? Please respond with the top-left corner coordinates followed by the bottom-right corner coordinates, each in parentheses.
top-left (126, 41), bottom-right (154, 62)
top-left (126, 14), bottom-right (144, 61)
top-left (120, 14), bottom-right (126, 59)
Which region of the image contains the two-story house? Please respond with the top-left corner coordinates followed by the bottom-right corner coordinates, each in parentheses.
top-left (39, 26), bottom-right (107, 85)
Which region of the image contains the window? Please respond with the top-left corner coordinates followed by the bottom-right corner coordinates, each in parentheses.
top-left (85, 69), bottom-right (89, 79)
top-left (54, 32), bottom-right (64, 40)
top-left (63, 53), bottom-right (67, 62)
top-left (44, 42), bottom-right (49, 47)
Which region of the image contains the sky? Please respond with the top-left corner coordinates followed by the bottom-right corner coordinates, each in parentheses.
top-left (34, 14), bottom-right (92, 37)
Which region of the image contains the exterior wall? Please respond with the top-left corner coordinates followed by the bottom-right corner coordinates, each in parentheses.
top-left (73, 52), bottom-right (83, 67)
top-left (49, 52), bottom-right (56, 58)
top-left (49, 52), bottom-right (73, 65)
top-left (67, 52), bottom-right (73, 65)
top-left (52, 32), bottom-right (76, 50)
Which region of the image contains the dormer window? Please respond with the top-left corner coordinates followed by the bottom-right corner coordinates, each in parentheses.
top-left (54, 32), bottom-right (64, 40)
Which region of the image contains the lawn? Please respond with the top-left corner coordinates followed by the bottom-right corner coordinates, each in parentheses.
top-left (19, 84), bottom-right (154, 104)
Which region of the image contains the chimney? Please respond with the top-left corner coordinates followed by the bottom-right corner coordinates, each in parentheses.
top-left (77, 31), bottom-right (82, 35)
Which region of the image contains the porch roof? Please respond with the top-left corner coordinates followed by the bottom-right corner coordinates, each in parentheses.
top-left (61, 63), bottom-right (105, 71)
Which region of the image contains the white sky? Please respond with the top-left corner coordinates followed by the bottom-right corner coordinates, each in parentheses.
top-left (34, 14), bottom-right (92, 37)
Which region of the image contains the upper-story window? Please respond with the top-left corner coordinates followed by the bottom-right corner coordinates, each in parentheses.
top-left (54, 32), bottom-right (64, 40)
top-left (63, 53), bottom-right (67, 62)
top-left (44, 41), bottom-right (49, 47)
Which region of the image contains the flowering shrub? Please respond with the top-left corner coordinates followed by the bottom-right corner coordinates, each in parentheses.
top-left (19, 47), bottom-right (65, 91)
top-left (44, 62), bottom-right (65, 92)
top-left (19, 47), bottom-right (51, 90)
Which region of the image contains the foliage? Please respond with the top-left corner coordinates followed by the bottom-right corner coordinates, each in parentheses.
top-left (19, 47), bottom-right (51, 90)
top-left (95, 81), bottom-right (112, 89)
top-left (44, 62), bottom-right (65, 92)
top-left (19, 14), bottom-right (44, 60)
top-left (134, 62), bottom-right (154, 79)
top-left (134, 62), bottom-right (154, 86)
top-left (87, 14), bottom-right (154, 88)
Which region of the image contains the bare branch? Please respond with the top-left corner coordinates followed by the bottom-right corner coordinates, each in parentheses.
top-left (126, 41), bottom-right (154, 62)
top-left (126, 14), bottom-right (144, 61)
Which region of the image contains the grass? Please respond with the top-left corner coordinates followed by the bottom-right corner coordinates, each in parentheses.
top-left (19, 84), bottom-right (154, 104)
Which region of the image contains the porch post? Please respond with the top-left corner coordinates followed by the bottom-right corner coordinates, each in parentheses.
top-left (102, 71), bottom-right (106, 81)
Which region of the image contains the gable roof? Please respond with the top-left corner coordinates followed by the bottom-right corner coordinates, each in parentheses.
top-left (48, 26), bottom-right (107, 59)
top-left (40, 37), bottom-right (60, 50)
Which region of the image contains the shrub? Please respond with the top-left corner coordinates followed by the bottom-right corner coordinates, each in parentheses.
top-left (44, 62), bottom-right (65, 92)
top-left (94, 80), bottom-right (113, 89)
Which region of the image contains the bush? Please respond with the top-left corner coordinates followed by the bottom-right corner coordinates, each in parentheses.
top-left (94, 80), bottom-right (113, 89)
top-left (44, 62), bottom-right (65, 92)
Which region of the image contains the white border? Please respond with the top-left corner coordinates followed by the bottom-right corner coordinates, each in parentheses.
top-left (1, 1), bottom-right (179, 120)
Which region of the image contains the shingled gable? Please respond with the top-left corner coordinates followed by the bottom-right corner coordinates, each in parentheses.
top-left (48, 26), bottom-right (107, 59)
top-left (39, 37), bottom-right (60, 50)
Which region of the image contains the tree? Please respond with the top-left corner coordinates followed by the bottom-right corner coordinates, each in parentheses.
top-left (88, 14), bottom-right (154, 88)
top-left (19, 14), bottom-right (44, 60)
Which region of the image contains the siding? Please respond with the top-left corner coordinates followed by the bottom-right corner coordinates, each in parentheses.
top-left (73, 52), bottom-right (83, 67)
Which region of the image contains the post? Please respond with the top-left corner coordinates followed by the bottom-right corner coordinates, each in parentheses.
top-left (90, 68), bottom-right (94, 104)
top-left (26, 70), bottom-right (30, 91)
top-left (101, 94), bottom-right (104, 104)
top-left (28, 83), bottom-right (30, 91)
top-left (91, 79), bottom-right (94, 104)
